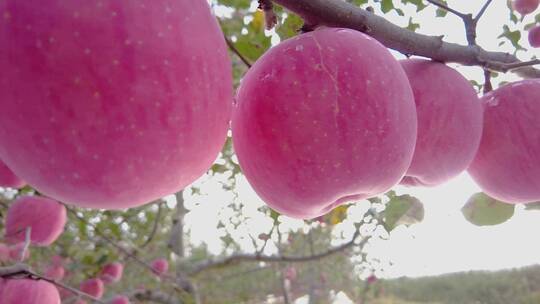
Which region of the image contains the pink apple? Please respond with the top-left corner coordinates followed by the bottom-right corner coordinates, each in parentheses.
top-left (468, 80), bottom-right (540, 203)
top-left (110, 295), bottom-right (130, 304)
top-left (151, 258), bottom-right (169, 275)
top-left (5, 196), bottom-right (66, 246)
top-left (513, 0), bottom-right (539, 15)
top-left (1, 279), bottom-right (60, 304)
top-left (99, 262), bottom-right (123, 284)
top-left (45, 264), bottom-right (65, 281)
top-left (529, 25), bottom-right (540, 47)
top-left (0, 0), bottom-right (232, 209)
top-left (80, 278), bottom-right (104, 299)
top-left (8, 243), bottom-right (30, 261)
top-left (399, 59), bottom-right (483, 187)
top-left (232, 27), bottom-right (417, 219)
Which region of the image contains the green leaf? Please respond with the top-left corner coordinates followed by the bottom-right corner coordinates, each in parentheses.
top-left (403, 0), bottom-right (427, 12)
top-left (462, 193), bottom-right (515, 226)
top-left (497, 25), bottom-right (526, 51)
top-left (383, 194), bottom-right (424, 231)
top-left (381, 0), bottom-right (394, 13)
top-left (406, 17), bottom-right (420, 32)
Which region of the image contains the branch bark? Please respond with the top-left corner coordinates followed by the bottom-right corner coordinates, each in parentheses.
top-left (188, 229), bottom-right (368, 277)
top-left (271, 0), bottom-right (540, 78)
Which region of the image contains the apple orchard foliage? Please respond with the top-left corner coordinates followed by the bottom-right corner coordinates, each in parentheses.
top-left (0, 0), bottom-right (539, 303)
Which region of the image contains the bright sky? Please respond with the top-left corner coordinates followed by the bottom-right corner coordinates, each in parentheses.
top-left (185, 0), bottom-right (540, 282)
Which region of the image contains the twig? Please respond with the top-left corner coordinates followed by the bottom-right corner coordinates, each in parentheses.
top-left (474, 0), bottom-right (493, 22)
top-left (140, 201), bottom-right (163, 248)
top-left (223, 34), bottom-right (252, 68)
top-left (188, 229), bottom-right (368, 276)
top-left (258, 0), bottom-right (278, 30)
top-left (426, 0), bottom-right (466, 18)
top-left (483, 69), bottom-right (493, 94)
top-left (20, 227), bottom-right (31, 262)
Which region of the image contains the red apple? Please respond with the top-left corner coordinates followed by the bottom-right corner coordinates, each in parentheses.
top-left (468, 80), bottom-right (540, 203)
top-left (151, 258), bottom-right (169, 275)
top-left (232, 27), bottom-right (417, 219)
top-left (110, 295), bottom-right (130, 304)
top-left (45, 264), bottom-right (65, 281)
top-left (399, 59), bottom-right (483, 187)
top-left (529, 25), bottom-right (540, 47)
top-left (5, 196), bottom-right (66, 246)
top-left (0, 0), bottom-right (232, 209)
top-left (513, 0), bottom-right (539, 15)
top-left (1, 279), bottom-right (60, 304)
top-left (99, 262), bottom-right (123, 284)
top-left (0, 161), bottom-right (25, 189)
top-left (80, 278), bottom-right (104, 299)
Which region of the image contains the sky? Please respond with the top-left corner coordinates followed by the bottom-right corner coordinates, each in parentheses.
top-left (196, 0), bottom-right (540, 282)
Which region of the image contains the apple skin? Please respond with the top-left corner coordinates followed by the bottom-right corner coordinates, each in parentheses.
top-left (468, 80), bottom-right (540, 203)
top-left (1, 279), bottom-right (61, 304)
top-left (110, 295), bottom-right (130, 304)
top-left (399, 59), bottom-right (483, 187)
top-left (0, 0), bottom-right (232, 209)
top-left (80, 278), bottom-right (104, 299)
top-left (5, 196), bottom-right (66, 246)
top-left (513, 0), bottom-right (540, 15)
top-left (45, 265), bottom-right (65, 281)
top-left (151, 258), bottom-right (169, 275)
top-left (232, 27), bottom-right (417, 219)
top-left (0, 160), bottom-right (25, 189)
top-left (529, 25), bottom-right (540, 48)
top-left (99, 262), bottom-right (123, 284)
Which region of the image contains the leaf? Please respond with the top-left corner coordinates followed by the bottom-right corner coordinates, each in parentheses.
top-left (381, 0), bottom-right (394, 13)
top-left (328, 205), bottom-right (349, 225)
top-left (403, 0), bottom-right (427, 12)
top-left (406, 17), bottom-right (420, 32)
top-left (270, 209), bottom-right (281, 222)
top-left (383, 194), bottom-right (424, 231)
top-left (251, 10), bottom-right (265, 33)
top-left (462, 192), bottom-right (515, 226)
top-left (435, 0), bottom-right (448, 18)
top-left (497, 25), bottom-right (526, 51)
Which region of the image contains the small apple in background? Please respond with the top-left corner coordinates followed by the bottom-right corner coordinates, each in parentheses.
top-left (529, 25), bottom-right (540, 47)
top-left (99, 262), bottom-right (124, 284)
top-left (151, 258), bottom-right (169, 275)
top-left (80, 278), bottom-right (105, 299)
top-left (513, 0), bottom-right (540, 15)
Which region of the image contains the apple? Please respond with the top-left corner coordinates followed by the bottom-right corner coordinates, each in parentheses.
top-left (0, 0), bottom-right (232, 209)
top-left (5, 196), bottom-right (66, 246)
top-left (468, 80), bottom-right (540, 203)
top-left (232, 27), bottom-right (417, 219)
top-left (110, 295), bottom-right (130, 304)
top-left (513, 0), bottom-right (540, 15)
top-left (399, 59), bottom-right (483, 187)
top-left (80, 278), bottom-right (104, 299)
top-left (151, 258), bottom-right (169, 275)
top-left (529, 25), bottom-right (540, 47)
top-left (1, 279), bottom-right (60, 304)
top-left (99, 262), bottom-right (123, 284)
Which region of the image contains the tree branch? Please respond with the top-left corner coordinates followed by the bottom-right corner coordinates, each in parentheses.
top-left (475, 0), bottom-right (493, 22)
top-left (127, 289), bottom-right (182, 304)
top-left (224, 34), bottom-right (252, 68)
top-left (188, 229), bottom-right (368, 276)
top-left (271, 0), bottom-right (540, 78)
top-left (426, 0), bottom-right (466, 18)
top-left (0, 264), bottom-right (106, 304)
top-left (140, 200), bottom-right (163, 248)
